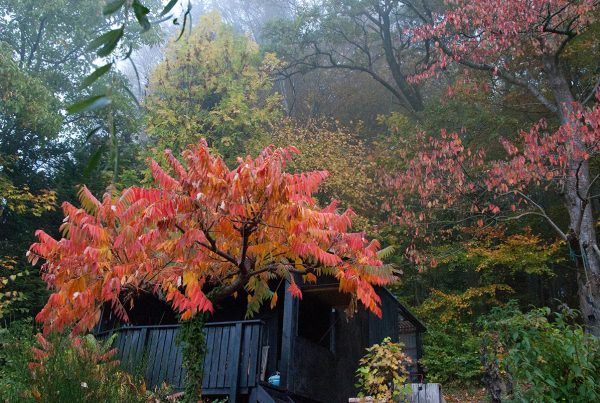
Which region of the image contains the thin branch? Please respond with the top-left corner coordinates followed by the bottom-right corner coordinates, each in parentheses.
top-left (436, 41), bottom-right (559, 114)
top-left (582, 76), bottom-right (600, 105)
top-left (500, 190), bottom-right (568, 240)
top-left (175, 224), bottom-right (239, 267)
top-left (26, 16), bottom-right (47, 68)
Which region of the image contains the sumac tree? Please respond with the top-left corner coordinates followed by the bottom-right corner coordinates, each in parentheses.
top-left (28, 140), bottom-right (392, 396)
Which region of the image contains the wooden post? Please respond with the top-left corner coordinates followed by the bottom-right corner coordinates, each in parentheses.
top-left (228, 323), bottom-right (243, 402)
top-left (280, 279), bottom-right (298, 391)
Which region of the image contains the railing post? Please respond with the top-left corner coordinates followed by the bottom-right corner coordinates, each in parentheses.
top-left (228, 323), bottom-right (243, 401)
top-left (280, 279), bottom-right (299, 391)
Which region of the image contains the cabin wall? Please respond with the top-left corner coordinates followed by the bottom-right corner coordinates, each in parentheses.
top-left (291, 337), bottom-right (337, 400)
top-left (285, 287), bottom-right (422, 402)
top-left (368, 287), bottom-right (400, 345)
top-left (290, 309), bottom-right (369, 403)
top-left (333, 309), bottom-right (370, 401)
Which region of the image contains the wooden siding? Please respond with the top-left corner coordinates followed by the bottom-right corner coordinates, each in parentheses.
top-left (368, 287), bottom-right (400, 345)
top-left (96, 320), bottom-right (264, 398)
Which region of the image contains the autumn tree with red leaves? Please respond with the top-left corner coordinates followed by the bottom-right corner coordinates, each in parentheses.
top-left (391, 0), bottom-right (600, 334)
top-left (28, 140), bottom-right (392, 397)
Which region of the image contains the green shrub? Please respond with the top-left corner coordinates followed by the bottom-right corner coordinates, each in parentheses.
top-left (482, 303), bottom-right (600, 402)
top-left (419, 321), bottom-right (482, 386)
top-left (355, 337), bottom-right (412, 401)
top-left (28, 332), bottom-right (147, 402)
top-left (0, 319), bottom-right (37, 402)
top-left (0, 319), bottom-right (172, 402)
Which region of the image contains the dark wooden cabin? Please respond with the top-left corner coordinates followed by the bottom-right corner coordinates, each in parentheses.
top-left (95, 277), bottom-right (425, 402)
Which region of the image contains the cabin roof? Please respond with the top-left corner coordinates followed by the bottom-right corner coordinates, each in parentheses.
top-left (298, 278), bottom-right (426, 333)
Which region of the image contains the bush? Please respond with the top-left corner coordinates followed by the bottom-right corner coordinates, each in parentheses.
top-left (0, 319), bottom-right (36, 402)
top-left (29, 332), bottom-right (149, 402)
top-left (482, 303), bottom-right (600, 402)
top-left (355, 337), bottom-right (412, 401)
top-left (419, 321), bottom-right (482, 386)
top-left (0, 319), bottom-right (171, 402)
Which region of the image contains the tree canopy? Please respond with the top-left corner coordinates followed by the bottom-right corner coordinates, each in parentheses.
top-left (29, 140), bottom-right (391, 334)
top-left (145, 12), bottom-right (282, 162)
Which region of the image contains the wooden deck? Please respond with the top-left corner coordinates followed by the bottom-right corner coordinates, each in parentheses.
top-left (96, 320), bottom-right (265, 399)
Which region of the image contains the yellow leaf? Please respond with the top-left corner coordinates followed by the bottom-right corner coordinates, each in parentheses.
top-left (183, 271), bottom-right (197, 286)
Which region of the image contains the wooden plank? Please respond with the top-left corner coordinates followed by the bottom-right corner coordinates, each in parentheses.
top-left (217, 324), bottom-right (231, 388)
top-left (260, 345), bottom-right (269, 382)
top-left (170, 329), bottom-right (182, 385)
top-left (152, 329), bottom-right (169, 387)
top-left (209, 326), bottom-right (223, 388)
top-left (133, 329), bottom-right (144, 369)
top-left (171, 329), bottom-right (184, 389)
top-left (425, 383), bottom-right (441, 403)
top-left (137, 328), bottom-right (148, 363)
top-left (223, 325), bottom-right (235, 386)
top-left (247, 323), bottom-right (260, 387)
top-left (227, 323), bottom-right (243, 402)
top-left (202, 327), bottom-right (216, 388)
top-left (158, 328), bottom-right (175, 385)
top-left (130, 330), bottom-right (141, 369)
top-left (116, 331), bottom-right (127, 357)
top-left (131, 328), bottom-right (147, 373)
top-left (145, 328), bottom-right (161, 386)
top-left (209, 326), bottom-right (222, 388)
top-left (121, 331), bottom-right (134, 370)
top-left (411, 383), bottom-right (421, 403)
top-left (116, 331), bottom-right (128, 362)
top-left (162, 329), bottom-right (178, 385)
top-left (409, 383), bottom-right (442, 403)
top-left (147, 329), bottom-right (161, 387)
top-left (239, 322), bottom-right (252, 388)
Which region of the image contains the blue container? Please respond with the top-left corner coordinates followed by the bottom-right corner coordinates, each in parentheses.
top-left (268, 372), bottom-right (280, 386)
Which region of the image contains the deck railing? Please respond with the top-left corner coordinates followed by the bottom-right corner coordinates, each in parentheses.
top-left (96, 320), bottom-right (265, 397)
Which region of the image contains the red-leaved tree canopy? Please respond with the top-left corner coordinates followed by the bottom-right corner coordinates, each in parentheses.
top-left (395, 0), bottom-right (600, 333)
top-left (28, 140), bottom-right (392, 334)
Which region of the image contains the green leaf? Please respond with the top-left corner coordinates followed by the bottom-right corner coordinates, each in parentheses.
top-left (67, 95), bottom-right (112, 114)
top-left (86, 126), bottom-right (103, 141)
top-left (127, 54), bottom-right (141, 92)
top-left (133, 0), bottom-right (151, 31)
top-left (88, 27), bottom-right (124, 57)
top-left (160, 0), bottom-right (179, 16)
top-left (81, 63), bottom-right (112, 88)
top-left (102, 0), bottom-right (126, 15)
top-left (122, 84), bottom-right (140, 108)
top-left (84, 145), bottom-right (106, 178)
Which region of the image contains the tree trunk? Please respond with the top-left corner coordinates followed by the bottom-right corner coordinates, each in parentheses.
top-left (481, 332), bottom-right (512, 403)
top-left (180, 313), bottom-right (208, 402)
top-left (544, 56), bottom-right (600, 336)
top-left (379, 7), bottom-right (424, 115)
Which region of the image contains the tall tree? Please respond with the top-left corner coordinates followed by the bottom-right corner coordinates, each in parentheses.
top-left (144, 12), bottom-right (282, 162)
top-left (264, 0), bottom-right (427, 117)
top-left (0, 0), bottom-right (161, 320)
top-left (393, 0), bottom-right (600, 333)
top-left (270, 119), bottom-right (383, 227)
